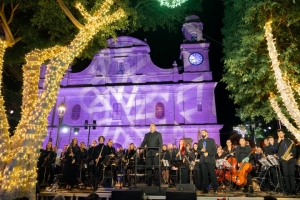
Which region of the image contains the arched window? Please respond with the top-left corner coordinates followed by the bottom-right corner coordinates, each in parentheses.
top-left (112, 103), bottom-right (122, 120)
top-left (191, 32), bottom-right (197, 42)
top-left (155, 102), bottom-right (165, 119)
top-left (197, 99), bottom-right (202, 111)
top-left (71, 104), bottom-right (81, 121)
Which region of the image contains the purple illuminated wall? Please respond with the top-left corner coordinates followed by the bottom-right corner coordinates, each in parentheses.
top-left (40, 18), bottom-right (222, 149)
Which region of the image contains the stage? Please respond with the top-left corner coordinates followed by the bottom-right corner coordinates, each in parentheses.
top-left (38, 183), bottom-right (299, 200)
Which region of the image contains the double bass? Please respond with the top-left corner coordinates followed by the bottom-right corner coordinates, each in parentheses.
top-left (231, 149), bottom-right (255, 186)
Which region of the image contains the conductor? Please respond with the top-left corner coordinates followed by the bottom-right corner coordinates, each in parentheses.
top-left (141, 123), bottom-right (163, 186)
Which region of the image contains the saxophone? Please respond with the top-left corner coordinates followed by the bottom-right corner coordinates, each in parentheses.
top-left (281, 139), bottom-right (294, 161)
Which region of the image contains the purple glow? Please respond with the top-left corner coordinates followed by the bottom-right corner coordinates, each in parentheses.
top-left (41, 19), bottom-right (222, 149)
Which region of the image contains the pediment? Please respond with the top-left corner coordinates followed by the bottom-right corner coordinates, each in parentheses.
top-left (107, 36), bottom-right (147, 48)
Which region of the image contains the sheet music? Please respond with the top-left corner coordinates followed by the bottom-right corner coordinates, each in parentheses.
top-left (267, 155), bottom-right (279, 166)
top-left (258, 157), bottom-right (272, 166)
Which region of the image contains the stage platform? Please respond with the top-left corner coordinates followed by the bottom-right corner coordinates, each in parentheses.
top-left (38, 184), bottom-right (299, 200)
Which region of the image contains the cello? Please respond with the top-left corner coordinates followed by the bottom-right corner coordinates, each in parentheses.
top-left (231, 149), bottom-right (255, 186)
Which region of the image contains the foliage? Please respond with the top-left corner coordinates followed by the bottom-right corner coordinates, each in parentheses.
top-left (3, 0), bottom-right (202, 65)
top-left (222, 0), bottom-right (300, 123)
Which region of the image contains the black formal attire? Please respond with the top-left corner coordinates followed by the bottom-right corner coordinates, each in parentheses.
top-left (278, 138), bottom-right (297, 194)
top-left (123, 149), bottom-right (137, 186)
top-left (176, 147), bottom-right (189, 184)
top-left (197, 137), bottom-right (219, 192)
top-left (223, 146), bottom-right (235, 158)
top-left (37, 149), bottom-right (56, 186)
top-left (77, 148), bottom-right (88, 184)
top-left (264, 142), bottom-right (280, 190)
top-left (235, 145), bottom-right (254, 191)
top-left (215, 153), bottom-right (226, 160)
top-left (65, 145), bottom-right (80, 188)
top-left (87, 146), bottom-right (96, 177)
top-left (91, 143), bottom-right (107, 190)
top-left (190, 149), bottom-right (203, 190)
top-left (141, 131), bottom-right (163, 186)
top-left (104, 145), bottom-right (118, 182)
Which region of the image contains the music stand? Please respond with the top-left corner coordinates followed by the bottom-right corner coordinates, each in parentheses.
top-left (266, 155), bottom-right (283, 194)
top-left (267, 155), bottom-right (279, 166)
top-left (170, 160), bottom-right (184, 184)
top-left (258, 158), bottom-right (272, 167)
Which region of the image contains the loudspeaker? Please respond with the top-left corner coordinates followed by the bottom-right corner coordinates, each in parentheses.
top-left (166, 191), bottom-right (197, 200)
top-left (102, 177), bottom-right (114, 188)
top-left (176, 184), bottom-right (195, 191)
top-left (112, 189), bottom-right (143, 200)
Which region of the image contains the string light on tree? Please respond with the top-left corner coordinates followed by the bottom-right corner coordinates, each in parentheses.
top-left (157, 0), bottom-right (188, 8)
top-left (264, 19), bottom-right (300, 140)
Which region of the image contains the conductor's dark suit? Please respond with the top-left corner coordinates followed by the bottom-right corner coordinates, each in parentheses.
top-left (141, 131), bottom-right (163, 185)
top-left (197, 137), bottom-right (219, 192)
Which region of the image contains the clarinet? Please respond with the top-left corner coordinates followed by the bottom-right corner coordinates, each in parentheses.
top-left (95, 145), bottom-right (104, 166)
top-left (42, 152), bottom-right (51, 167)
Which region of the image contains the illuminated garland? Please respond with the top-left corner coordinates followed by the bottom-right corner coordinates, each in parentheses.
top-left (0, 0), bottom-right (126, 199)
top-left (0, 40), bottom-right (11, 186)
top-left (269, 93), bottom-right (300, 141)
top-left (264, 20), bottom-right (300, 138)
top-left (158, 0), bottom-right (188, 8)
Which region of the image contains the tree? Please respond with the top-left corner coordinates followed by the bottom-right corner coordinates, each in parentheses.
top-left (222, 0), bottom-right (300, 124)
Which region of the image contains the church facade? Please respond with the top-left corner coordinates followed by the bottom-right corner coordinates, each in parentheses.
top-left (41, 16), bottom-right (222, 149)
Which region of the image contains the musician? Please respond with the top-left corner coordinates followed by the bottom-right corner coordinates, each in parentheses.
top-left (215, 146), bottom-right (226, 160)
top-left (37, 142), bottom-right (56, 187)
top-left (190, 143), bottom-right (203, 191)
top-left (87, 140), bottom-right (97, 177)
top-left (65, 138), bottom-right (80, 190)
top-left (263, 138), bottom-right (269, 153)
top-left (167, 143), bottom-right (173, 160)
top-left (277, 129), bottom-right (297, 195)
top-left (234, 137), bottom-right (254, 193)
top-left (223, 139), bottom-right (235, 158)
top-left (141, 123), bottom-right (163, 186)
top-left (59, 144), bottom-right (68, 172)
top-left (78, 142), bottom-right (88, 184)
top-left (123, 143), bottom-right (136, 187)
top-left (161, 144), bottom-right (171, 184)
top-left (175, 139), bottom-right (189, 184)
top-left (104, 139), bottom-right (117, 184)
top-left (197, 130), bottom-right (218, 194)
top-left (264, 136), bottom-right (279, 190)
top-left (91, 136), bottom-right (107, 191)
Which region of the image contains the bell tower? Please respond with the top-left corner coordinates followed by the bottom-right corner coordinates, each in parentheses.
top-left (180, 15), bottom-right (210, 72)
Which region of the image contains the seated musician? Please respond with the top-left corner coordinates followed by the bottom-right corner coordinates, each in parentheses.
top-left (215, 146), bottom-right (226, 160)
top-left (223, 139), bottom-right (235, 158)
top-left (123, 143), bottom-right (136, 187)
top-left (234, 138), bottom-right (254, 193)
top-left (161, 144), bottom-right (171, 184)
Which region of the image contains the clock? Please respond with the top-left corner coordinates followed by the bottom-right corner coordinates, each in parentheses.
top-left (188, 52), bottom-right (203, 65)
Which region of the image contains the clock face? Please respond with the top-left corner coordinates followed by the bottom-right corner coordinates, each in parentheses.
top-left (188, 52), bottom-right (203, 65)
